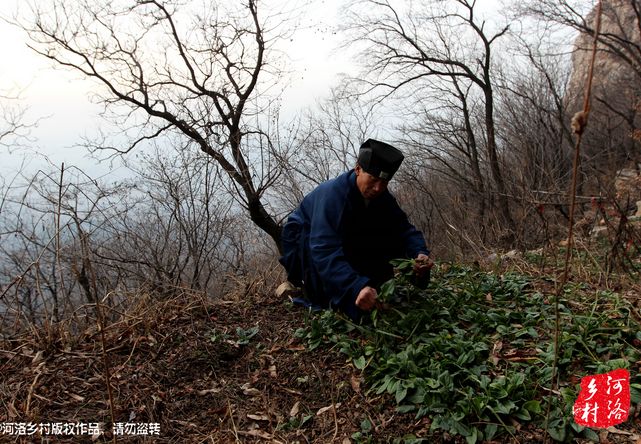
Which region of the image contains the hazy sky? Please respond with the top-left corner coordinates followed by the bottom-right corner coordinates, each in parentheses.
top-left (0, 0), bottom-right (349, 177)
top-left (1, 0), bottom-right (505, 179)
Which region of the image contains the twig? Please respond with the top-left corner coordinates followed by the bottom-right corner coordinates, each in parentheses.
top-left (24, 362), bottom-right (45, 416)
top-left (95, 293), bottom-right (117, 444)
top-left (227, 399), bottom-right (240, 443)
top-left (312, 362), bottom-right (339, 441)
top-left (54, 162), bottom-right (65, 322)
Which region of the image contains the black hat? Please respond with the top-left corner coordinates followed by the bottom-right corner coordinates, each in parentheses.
top-left (357, 139), bottom-right (404, 180)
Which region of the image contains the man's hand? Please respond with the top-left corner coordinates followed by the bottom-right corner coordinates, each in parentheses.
top-left (355, 286), bottom-right (378, 311)
top-left (414, 253), bottom-right (434, 278)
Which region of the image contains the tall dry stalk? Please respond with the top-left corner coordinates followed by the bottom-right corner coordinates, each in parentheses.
top-left (54, 162), bottom-right (65, 323)
top-left (544, 1), bottom-right (604, 441)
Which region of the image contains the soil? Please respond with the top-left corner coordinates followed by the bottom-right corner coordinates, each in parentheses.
top-left (1, 287), bottom-right (425, 443)
top-left (1, 283), bottom-right (640, 443)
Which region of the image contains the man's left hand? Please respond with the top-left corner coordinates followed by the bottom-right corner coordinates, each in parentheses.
top-left (414, 253), bottom-right (434, 278)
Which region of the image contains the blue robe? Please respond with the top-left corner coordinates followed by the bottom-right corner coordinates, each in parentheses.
top-left (280, 170), bottom-right (429, 320)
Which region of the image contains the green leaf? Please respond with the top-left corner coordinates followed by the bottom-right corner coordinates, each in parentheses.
top-left (376, 377), bottom-right (390, 395)
top-left (451, 420), bottom-right (471, 437)
top-left (380, 280), bottom-right (396, 301)
top-left (235, 326), bottom-right (259, 345)
top-left (510, 372), bottom-right (526, 387)
top-left (396, 405), bottom-right (416, 413)
top-left (484, 423), bottom-right (498, 440)
top-left (426, 378), bottom-right (440, 389)
top-left (388, 379), bottom-right (399, 395)
top-left (353, 355), bottom-right (367, 370)
top-left (465, 426), bottom-right (479, 444)
top-left (493, 400), bottom-right (516, 415)
top-left (547, 423), bottom-right (567, 442)
top-left (522, 400), bottom-right (542, 414)
top-left (630, 383), bottom-right (641, 404)
top-left (360, 418), bottom-right (372, 433)
top-left (396, 386), bottom-right (408, 403)
top-left (514, 409), bottom-right (531, 421)
top-left (581, 428), bottom-right (600, 442)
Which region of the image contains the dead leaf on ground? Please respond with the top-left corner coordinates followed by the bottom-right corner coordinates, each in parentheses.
top-left (491, 340), bottom-right (503, 365)
top-left (240, 382), bottom-right (261, 397)
top-left (197, 388), bottom-right (221, 396)
top-left (247, 413), bottom-right (270, 421)
top-left (290, 401), bottom-right (300, 417)
top-left (350, 374), bottom-right (361, 393)
top-left (31, 350), bottom-right (44, 365)
top-left (68, 393), bottom-right (85, 402)
top-left (281, 387), bottom-right (303, 395)
top-left (606, 426), bottom-right (632, 435)
top-left (316, 403), bottom-right (341, 416)
top-left (238, 430), bottom-right (274, 440)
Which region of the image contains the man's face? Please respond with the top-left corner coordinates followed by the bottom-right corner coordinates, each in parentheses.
top-left (355, 164), bottom-right (389, 199)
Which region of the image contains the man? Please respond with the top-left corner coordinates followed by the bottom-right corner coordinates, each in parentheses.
top-left (279, 139), bottom-right (433, 320)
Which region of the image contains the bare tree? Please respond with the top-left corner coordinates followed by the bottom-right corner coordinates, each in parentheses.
top-left (96, 144), bottom-right (240, 295)
top-left (342, 0), bottom-right (516, 235)
top-left (519, 0), bottom-right (641, 172)
top-left (0, 150), bottom-right (255, 330)
top-left (399, 77), bottom-right (490, 237)
top-left (494, 45), bottom-right (578, 245)
top-left (520, 0), bottom-right (641, 80)
top-left (19, 0), bottom-right (295, 250)
top-left (274, 84), bottom-right (380, 210)
top-left (0, 89), bottom-right (37, 150)
top-left (0, 162), bottom-right (129, 327)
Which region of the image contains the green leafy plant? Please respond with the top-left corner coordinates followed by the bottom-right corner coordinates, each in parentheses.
top-left (209, 325), bottom-right (259, 346)
top-left (297, 261), bottom-right (641, 442)
top-left (277, 413), bottom-right (313, 431)
top-left (235, 326), bottom-right (259, 345)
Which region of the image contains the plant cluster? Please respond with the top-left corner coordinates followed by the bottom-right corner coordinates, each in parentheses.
top-left (209, 326), bottom-right (260, 347)
top-left (296, 261), bottom-right (641, 443)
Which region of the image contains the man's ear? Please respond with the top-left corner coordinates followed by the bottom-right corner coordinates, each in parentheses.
top-left (354, 163), bottom-right (361, 175)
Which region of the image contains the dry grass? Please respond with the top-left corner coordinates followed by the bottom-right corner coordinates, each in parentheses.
top-left (1, 245), bottom-right (640, 443)
top-left (0, 268), bottom-right (414, 443)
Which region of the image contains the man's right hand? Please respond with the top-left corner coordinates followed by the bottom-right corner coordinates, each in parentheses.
top-left (355, 286), bottom-right (377, 311)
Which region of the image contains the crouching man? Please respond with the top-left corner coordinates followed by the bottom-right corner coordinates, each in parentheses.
top-left (279, 139), bottom-right (433, 321)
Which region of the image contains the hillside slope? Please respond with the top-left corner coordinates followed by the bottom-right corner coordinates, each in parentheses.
top-left (1, 260), bottom-right (641, 443)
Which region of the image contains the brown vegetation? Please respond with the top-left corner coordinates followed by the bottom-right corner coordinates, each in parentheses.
top-left (1, 1), bottom-right (641, 442)
top-left (0, 267), bottom-right (430, 443)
